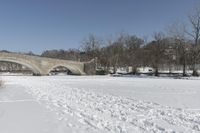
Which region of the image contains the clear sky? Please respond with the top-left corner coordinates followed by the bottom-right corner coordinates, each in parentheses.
top-left (0, 0), bottom-right (199, 54)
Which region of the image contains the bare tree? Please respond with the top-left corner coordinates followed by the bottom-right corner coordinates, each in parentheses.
top-left (125, 35), bottom-right (144, 74)
top-left (186, 8), bottom-right (200, 76)
top-left (81, 34), bottom-right (102, 60)
top-left (168, 22), bottom-right (189, 76)
top-left (145, 32), bottom-right (167, 76)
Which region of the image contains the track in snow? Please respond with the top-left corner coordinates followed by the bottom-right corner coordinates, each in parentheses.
top-left (5, 76), bottom-right (199, 133)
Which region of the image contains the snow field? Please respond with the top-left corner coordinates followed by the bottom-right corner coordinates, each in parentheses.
top-left (3, 76), bottom-right (200, 133)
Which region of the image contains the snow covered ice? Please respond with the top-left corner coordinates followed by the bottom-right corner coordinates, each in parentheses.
top-left (0, 75), bottom-right (200, 133)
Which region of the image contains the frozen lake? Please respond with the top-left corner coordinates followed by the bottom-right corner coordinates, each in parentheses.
top-left (0, 75), bottom-right (200, 132)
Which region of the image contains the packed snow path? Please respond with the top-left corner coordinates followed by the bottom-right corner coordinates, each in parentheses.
top-left (1, 76), bottom-right (200, 133)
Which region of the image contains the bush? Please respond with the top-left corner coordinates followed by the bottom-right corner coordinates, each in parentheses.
top-left (96, 69), bottom-right (106, 75)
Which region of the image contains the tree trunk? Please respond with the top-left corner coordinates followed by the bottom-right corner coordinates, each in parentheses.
top-left (192, 54), bottom-right (199, 76)
top-left (113, 65), bottom-right (116, 74)
top-left (132, 66), bottom-right (137, 75)
top-left (192, 65), bottom-right (199, 76)
top-left (155, 67), bottom-right (159, 76)
top-left (183, 55), bottom-right (187, 77)
top-left (183, 63), bottom-right (187, 77)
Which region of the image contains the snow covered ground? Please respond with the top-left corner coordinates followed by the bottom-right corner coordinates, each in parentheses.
top-left (0, 75), bottom-right (200, 133)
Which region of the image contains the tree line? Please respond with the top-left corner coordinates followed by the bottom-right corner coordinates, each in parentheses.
top-left (41, 8), bottom-right (200, 76)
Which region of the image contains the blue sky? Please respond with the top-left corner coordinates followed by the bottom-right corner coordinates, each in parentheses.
top-left (0, 0), bottom-right (199, 54)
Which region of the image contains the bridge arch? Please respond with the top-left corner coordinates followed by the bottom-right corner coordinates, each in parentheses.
top-left (48, 64), bottom-right (82, 75)
top-left (0, 58), bottom-right (42, 75)
top-left (0, 52), bottom-right (95, 75)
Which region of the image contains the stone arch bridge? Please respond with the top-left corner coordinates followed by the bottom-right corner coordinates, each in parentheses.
top-left (0, 52), bottom-right (96, 75)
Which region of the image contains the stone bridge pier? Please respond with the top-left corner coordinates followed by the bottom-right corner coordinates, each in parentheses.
top-left (0, 52), bottom-right (96, 75)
